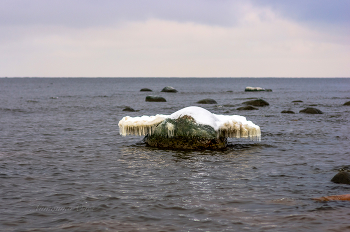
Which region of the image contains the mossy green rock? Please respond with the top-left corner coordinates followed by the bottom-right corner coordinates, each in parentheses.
top-left (143, 116), bottom-right (227, 149)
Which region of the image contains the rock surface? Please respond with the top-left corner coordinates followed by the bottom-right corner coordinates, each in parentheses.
top-left (140, 88), bottom-right (152, 92)
top-left (299, 107), bottom-right (323, 114)
top-left (344, 101), bottom-right (350, 106)
top-left (243, 99), bottom-right (269, 106)
top-left (331, 171), bottom-right (350, 185)
top-left (237, 106), bottom-right (258, 110)
top-left (292, 100), bottom-right (303, 103)
top-left (197, 98), bottom-right (217, 104)
top-left (143, 116), bottom-right (227, 149)
top-left (145, 95), bottom-right (166, 102)
top-left (161, 86), bottom-right (178, 93)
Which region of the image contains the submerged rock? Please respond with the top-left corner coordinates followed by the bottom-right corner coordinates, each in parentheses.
top-left (197, 98), bottom-right (217, 104)
top-left (331, 171), bottom-right (350, 185)
top-left (145, 95), bottom-right (166, 102)
top-left (281, 110), bottom-right (295, 114)
top-left (344, 101), bottom-right (350, 106)
top-left (123, 106), bottom-right (136, 112)
top-left (313, 194), bottom-right (350, 202)
top-left (243, 99), bottom-right (269, 107)
top-left (237, 106), bottom-right (258, 110)
top-left (161, 86), bottom-right (178, 93)
top-left (140, 88), bottom-right (152, 92)
top-left (299, 107), bottom-right (323, 114)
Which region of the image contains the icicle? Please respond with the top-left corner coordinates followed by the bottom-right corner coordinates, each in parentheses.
top-left (217, 118), bottom-right (261, 141)
top-left (118, 115), bottom-right (166, 136)
top-left (166, 122), bottom-right (175, 138)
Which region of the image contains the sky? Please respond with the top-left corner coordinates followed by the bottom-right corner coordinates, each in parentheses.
top-left (1, 0), bottom-right (349, 77)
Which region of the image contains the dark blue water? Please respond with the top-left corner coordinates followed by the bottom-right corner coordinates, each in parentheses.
top-left (1, 78), bottom-right (350, 231)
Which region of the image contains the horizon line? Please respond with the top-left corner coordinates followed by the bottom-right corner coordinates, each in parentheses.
top-left (1, 76), bottom-right (349, 78)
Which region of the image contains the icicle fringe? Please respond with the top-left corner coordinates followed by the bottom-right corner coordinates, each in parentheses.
top-left (118, 115), bottom-right (166, 136)
top-left (218, 120), bottom-right (261, 141)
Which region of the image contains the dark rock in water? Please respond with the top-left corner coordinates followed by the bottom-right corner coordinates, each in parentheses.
top-left (143, 116), bottom-right (226, 149)
top-left (161, 86), bottom-right (178, 93)
top-left (237, 106), bottom-right (258, 110)
top-left (344, 101), bottom-right (350, 106)
top-left (243, 99), bottom-right (269, 106)
top-left (123, 106), bottom-right (136, 112)
top-left (140, 88), bottom-right (152, 92)
top-left (331, 171), bottom-right (350, 185)
top-left (145, 95), bottom-right (166, 102)
top-left (281, 110), bottom-right (295, 114)
top-left (299, 107), bottom-right (323, 114)
top-left (292, 100), bottom-right (303, 103)
top-left (197, 98), bottom-right (217, 104)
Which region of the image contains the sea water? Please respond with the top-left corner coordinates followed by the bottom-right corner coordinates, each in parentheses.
top-left (0, 78), bottom-right (349, 231)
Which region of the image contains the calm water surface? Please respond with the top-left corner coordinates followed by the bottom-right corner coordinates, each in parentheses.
top-left (0, 78), bottom-right (350, 231)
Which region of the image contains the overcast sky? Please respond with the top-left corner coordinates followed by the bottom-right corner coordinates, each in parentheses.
top-left (1, 0), bottom-right (349, 77)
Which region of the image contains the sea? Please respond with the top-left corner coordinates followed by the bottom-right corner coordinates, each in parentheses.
top-left (0, 77), bottom-right (349, 232)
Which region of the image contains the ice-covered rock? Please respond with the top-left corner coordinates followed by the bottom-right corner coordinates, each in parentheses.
top-left (245, 86), bottom-right (265, 91)
top-left (161, 86), bottom-right (178, 93)
top-left (118, 106), bottom-right (261, 149)
top-left (245, 87), bottom-right (272, 92)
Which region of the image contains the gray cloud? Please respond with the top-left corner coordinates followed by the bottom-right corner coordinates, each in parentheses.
top-left (251, 0), bottom-right (350, 25)
top-left (0, 0), bottom-right (239, 28)
top-left (1, 0), bottom-right (349, 29)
